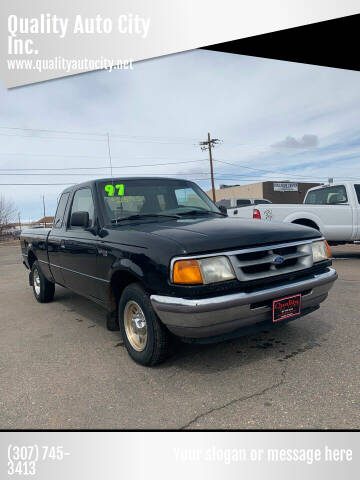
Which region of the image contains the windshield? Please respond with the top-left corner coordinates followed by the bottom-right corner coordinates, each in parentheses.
top-left (98, 178), bottom-right (220, 223)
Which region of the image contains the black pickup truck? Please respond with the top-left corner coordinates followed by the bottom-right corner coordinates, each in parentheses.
top-left (21, 177), bottom-right (337, 365)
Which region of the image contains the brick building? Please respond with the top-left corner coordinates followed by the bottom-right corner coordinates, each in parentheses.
top-left (209, 181), bottom-right (322, 205)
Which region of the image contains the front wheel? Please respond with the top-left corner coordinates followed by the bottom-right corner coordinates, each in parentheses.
top-left (118, 283), bottom-right (172, 366)
top-left (31, 261), bottom-right (55, 303)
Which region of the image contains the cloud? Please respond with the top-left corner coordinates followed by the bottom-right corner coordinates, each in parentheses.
top-left (272, 134), bottom-right (319, 149)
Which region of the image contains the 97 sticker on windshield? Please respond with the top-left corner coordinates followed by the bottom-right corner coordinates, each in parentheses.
top-left (105, 184), bottom-right (124, 196)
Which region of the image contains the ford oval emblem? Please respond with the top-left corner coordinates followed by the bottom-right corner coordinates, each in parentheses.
top-left (273, 255), bottom-right (285, 264)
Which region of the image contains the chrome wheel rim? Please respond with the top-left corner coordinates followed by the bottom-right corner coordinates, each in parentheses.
top-left (124, 301), bottom-right (147, 352)
top-left (33, 269), bottom-right (41, 296)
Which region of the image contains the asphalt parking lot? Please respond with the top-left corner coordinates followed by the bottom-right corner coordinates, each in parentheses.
top-left (0, 242), bottom-right (359, 430)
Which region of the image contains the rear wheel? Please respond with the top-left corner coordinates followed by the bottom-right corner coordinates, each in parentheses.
top-left (118, 283), bottom-right (171, 366)
top-left (31, 261), bottom-right (55, 303)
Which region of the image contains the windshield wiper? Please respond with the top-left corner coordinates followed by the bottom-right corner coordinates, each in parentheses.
top-left (111, 213), bottom-right (181, 224)
top-left (178, 209), bottom-right (227, 217)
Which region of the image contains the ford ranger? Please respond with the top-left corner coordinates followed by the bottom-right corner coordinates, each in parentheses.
top-left (20, 177), bottom-right (337, 365)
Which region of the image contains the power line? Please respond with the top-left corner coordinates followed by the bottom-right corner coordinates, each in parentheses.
top-left (0, 159), bottom-right (209, 171)
top-left (0, 126), bottom-right (104, 137)
top-left (214, 158), bottom-right (299, 176)
top-left (0, 130), bottom-right (196, 145)
top-left (0, 152), bottom-right (192, 158)
top-left (0, 157), bottom-right (356, 180)
top-left (0, 177), bottom-right (216, 186)
top-left (0, 172), bottom-right (214, 177)
top-left (0, 125), bottom-right (358, 181)
top-left (213, 159), bottom-right (355, 180)
top-left (0, 175), bottom-right (324, 186)
top-left (0, 156), bottom-right (357, 180)
top-left (109, 138), bottom-right (195, 145)
top-left (1, 125), bottom-right (309, 146)
top-left (0, 132), bottom-right (107, 142)
top-left (0, 183), bottom-right (77, 186)
top-left (0, 152), bottom-right (109, 159)
top-left (0, 125), bottom-right (199, 142)
top-left (0, 165), bottom-right (358, 180)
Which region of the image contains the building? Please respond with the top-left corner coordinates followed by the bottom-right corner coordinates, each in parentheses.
top-left (35, 216), bottom-right (54, 228)
top-left (209, 181), bottom-right (322, 205)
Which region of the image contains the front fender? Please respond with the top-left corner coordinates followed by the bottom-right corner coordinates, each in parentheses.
top-left (108, 254), bottom-right (169, 294)
top-left (110, 258), bottom-right (144, 283)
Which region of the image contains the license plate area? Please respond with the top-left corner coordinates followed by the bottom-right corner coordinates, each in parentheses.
top-left (273, 294), bottom-right (301, 322)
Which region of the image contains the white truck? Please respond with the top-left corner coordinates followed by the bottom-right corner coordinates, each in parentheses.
top-left (229, 182), bottom-right (360, 245)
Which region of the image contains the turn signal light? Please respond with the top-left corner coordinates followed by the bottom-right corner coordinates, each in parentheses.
top-left (172, 259), bottom-right (203, 284)
top-left (253, 208), bottom-right (261, 219)
top-left (325, 240), bottom-right (332, 258)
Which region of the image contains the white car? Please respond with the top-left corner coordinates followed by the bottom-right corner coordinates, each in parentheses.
top-left (230, 182), bottom-right (360, 245)
top-left (217, 197), bottom-right (271, 213)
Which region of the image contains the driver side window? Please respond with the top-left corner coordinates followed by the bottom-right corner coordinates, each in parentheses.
top-left (69, 188), bottom-right (94, 228)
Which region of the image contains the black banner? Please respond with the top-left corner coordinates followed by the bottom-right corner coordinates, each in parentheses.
top-left (204, 14), bottom-right (360, 71)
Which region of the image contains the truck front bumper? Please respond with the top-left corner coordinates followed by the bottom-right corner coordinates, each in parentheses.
top-left (150, 268), bottom-right (337, 339)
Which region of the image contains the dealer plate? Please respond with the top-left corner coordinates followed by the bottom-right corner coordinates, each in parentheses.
top-left (273, 294), bottom-right (301, 323)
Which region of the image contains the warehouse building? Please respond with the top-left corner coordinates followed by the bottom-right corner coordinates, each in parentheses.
top-left (210, 181), bottom-right (322, 205)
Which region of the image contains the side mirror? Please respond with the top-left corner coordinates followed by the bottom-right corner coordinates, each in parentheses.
top-left (70, 211), bottom-right (89, 228)
top-left (218, 205), bottom-right (227, 215)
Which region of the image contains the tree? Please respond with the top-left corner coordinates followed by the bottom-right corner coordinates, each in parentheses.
top-left (0, 195), bottom-right (18, 238)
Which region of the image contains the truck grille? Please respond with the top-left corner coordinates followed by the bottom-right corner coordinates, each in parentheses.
top-left (228, 241), bottom-right (314, 282)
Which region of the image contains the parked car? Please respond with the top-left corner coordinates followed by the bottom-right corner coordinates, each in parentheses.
top-left (231, 182), bottom-right (360, 245)
top-left (217, 198), bottom-right (272, 216)
top-left (20, 177), bottom-right (337, 365)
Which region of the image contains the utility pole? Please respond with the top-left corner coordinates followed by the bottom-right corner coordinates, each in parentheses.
top-left (18, 213), bottom-right (21, 232)
top-left (199, 133), bottom-right (222, 202)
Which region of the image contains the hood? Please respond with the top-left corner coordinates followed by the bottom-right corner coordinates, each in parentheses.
top-left (124, 216), bottom-right (321, 254)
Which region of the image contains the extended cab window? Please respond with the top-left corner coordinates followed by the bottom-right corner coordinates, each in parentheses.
top-left (69, 188), bottom-right (94, 228)
top-left (354, 185), bottom-right (360, 203)
top-left (217, 199), bottom-right (231, 208)
top-left (305, 185), bottom-right (348, 205)
top-left (53, 193), bottom-right (70, 229)
top-left (236, 199), bottom-right (252, 207)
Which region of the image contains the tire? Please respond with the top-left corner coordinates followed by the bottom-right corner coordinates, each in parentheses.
top-left (118, 283), bottom-right (171, 366)
top-left (31, 261), bottom-right (55, 303)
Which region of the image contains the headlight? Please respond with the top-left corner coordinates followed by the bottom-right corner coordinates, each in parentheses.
top-left (172, 256), bottom-right (235, 284)
top-left (312, 240), bottom-right (331, 263)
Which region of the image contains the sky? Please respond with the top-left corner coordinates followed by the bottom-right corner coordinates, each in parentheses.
top-left (1, 49), bottom-right (360, 221)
